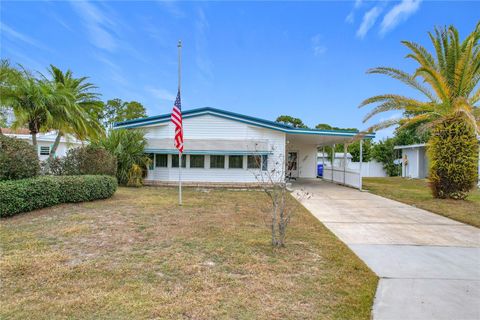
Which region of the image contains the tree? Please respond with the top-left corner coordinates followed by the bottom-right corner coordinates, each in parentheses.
top-left (46, 65), bottom-right (104, 159)
top-left (275, 115), bottom-right (308, 128)
top-left (360, 24), bottom-right (480, 199)
top-left (101, 99), bottom-right (147, 128)
top-left (0, 63), bottom-right (61, 146)
top-left (371, 138), bottom-right (401, 176)
top-left (93, 129), bottom-right (151, 185)
top-left (348, 140), bottom-right (372, 162)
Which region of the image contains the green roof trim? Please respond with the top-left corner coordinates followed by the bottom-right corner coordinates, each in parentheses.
top-left (114, 107), bottom-right (375, 139)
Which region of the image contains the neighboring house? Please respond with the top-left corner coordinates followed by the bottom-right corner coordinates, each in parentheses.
top-left (2, 128), bottom-right (83, 161)
top-left (114, 107), bottom-right (375, 185)
top-left (394, 143), bottom-right (429, 179)
top-left (317, 152), bottom-right (387, 177)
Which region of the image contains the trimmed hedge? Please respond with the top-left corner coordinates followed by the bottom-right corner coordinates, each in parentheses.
top-left (0, 175), bottom-right (117, 217)
top-left (0, 134), bottom-right (40, 181)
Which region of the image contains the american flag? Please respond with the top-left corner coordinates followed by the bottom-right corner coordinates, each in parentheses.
top-left (171, 90), bottom-right (183, 153)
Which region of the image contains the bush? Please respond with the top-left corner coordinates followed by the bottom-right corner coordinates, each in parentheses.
top-left (43, 145), bottom-right (117, 176)
top-left (0, 175), bottom-right (117, 217)
top-left (93, 129), bottom-right (150, 185)
top-left (127, 164), bottom-right (143, 187)
top-left (371, 138), bottom-right (401, 176)
top-left (428, 114), bottom-right (478, 200)
top-left (0, 135), bottom-right (40, 181)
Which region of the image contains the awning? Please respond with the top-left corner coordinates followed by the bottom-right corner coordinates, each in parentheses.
top-left (144, 138), bottom-right (271, 155)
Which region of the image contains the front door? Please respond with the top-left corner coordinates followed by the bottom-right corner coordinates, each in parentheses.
top-left (287, 152), bottom-right (298, 178)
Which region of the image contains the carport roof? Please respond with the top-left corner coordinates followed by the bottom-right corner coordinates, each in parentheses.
top-left (114, 107), bottom-right (375, 140)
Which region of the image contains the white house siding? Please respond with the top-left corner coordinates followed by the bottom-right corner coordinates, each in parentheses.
top-left (401, 148), bottom-right (421, 178)
top-left (287, 143), bottom-right (317, 178)
top-left (143, 114), bottom-right (286, 183)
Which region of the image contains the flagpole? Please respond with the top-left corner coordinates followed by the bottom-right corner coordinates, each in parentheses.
top-left (178, 40), bottom-right (183, 206)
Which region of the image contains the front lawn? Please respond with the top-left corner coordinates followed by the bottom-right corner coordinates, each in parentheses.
top-left (363, 177), bottom-right (480, 228)
top-left (1, 187), bottom-right (377, 319)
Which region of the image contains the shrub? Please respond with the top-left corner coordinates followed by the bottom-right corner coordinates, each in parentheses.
top-left (371, 138), bottom-right (401, 176)
top-left (0, 175), bottom-right (117, 217)
top-left (93, 129), bottom-right (150, 185)
top-left (127, 164), bottom-right (143, 187)
top-left (428, 114), bottom-right (478, 200)
top-left (0, 135), bottom-right (40, 181)
top-left (43, 145), bottom-right (117, 176)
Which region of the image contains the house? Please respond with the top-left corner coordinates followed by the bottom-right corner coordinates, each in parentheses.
top-left (2, 128), bottom-right (83, 161)
top-left (114, 107), bottom-right (375, 186)
top-left (394, 143), bottom-right (428, 179)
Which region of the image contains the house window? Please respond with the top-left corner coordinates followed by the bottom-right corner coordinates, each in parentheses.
top-left (39, 146), bottom-right (50, 156)
top-left (247, 155), bottom-right (261, 169)
top-left (210, 155), bottom-right (225, 169)
top-left (172, 154), bottom-right (186, 168)
top-left (262, 155), bottom-right (268, 171)
top-left (190, 155), bottom-right (205, 168)
top-left (155, 154), bottom-right (168, 168)
top-left (228, 155), bottom-right (243, 169)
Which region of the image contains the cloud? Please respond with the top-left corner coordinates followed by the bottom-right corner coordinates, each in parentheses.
top-left (0, 22), bottom-right (49, 51)
top-left (157, 0), bottom-right (185, 18)
top-left (345, 12), bottom-right (355, 24)
top-left (311, 34), bottom-right (327, 56)
top-left (354, 0), bottom-right (363, 9)
top-left (195, 8), bottom-right (213, 81)
top-left (70, 1), bottom-right (118, 52)
top-left (356, 6), bottom-right (382, 39)
top-left (380, 0), bottom-right (421, 35)
top-left (146, 87), bottom-right (176, 101)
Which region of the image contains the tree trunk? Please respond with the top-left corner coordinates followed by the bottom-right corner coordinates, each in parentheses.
top-left (49, 131), bottom-right (63, 160)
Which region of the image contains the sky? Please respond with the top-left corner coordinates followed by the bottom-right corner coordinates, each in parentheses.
top-left (1, 0), bottom-right (479, 140)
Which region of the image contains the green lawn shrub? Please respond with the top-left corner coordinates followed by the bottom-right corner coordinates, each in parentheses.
top-left (44, 145), bottom-right (117, 176)
top-left (0, 135), bottom-right (40, 181)
top-left (428, 114), bottom-right (479, 200)
top-left (0, 175), bottom-right (117, 217)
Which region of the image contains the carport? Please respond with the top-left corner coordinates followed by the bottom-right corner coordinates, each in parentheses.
top-left (285, 129), bottom-right (375, 190)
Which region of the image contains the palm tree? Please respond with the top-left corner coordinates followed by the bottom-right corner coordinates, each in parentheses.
top-left (45, 65), bottom-right (103, 159)
top-left (0, 62), bottom-right (62, 146)
top-left (360, 23), bottom-right (480, 198)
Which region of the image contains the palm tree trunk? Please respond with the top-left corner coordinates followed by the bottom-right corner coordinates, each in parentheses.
top-left (49, 131), bottom-right (63, 160)
top-left (31, 132), bottom-right (37, 146)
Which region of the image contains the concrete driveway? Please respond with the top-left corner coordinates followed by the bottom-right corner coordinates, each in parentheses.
top-left (292, 179), bottom-right (480, 320)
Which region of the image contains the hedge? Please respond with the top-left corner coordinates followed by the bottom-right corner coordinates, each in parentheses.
top-left (0, 175), bottom-right (117, 217)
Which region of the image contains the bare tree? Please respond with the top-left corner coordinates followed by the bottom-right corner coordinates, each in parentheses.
top-left (249, 148), bottom-right (308, 247)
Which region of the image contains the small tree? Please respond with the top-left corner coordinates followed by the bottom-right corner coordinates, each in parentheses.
top-left (251, 151), bottom-right (308, 247)
top-left (372, 138), bottom-right (401, 176)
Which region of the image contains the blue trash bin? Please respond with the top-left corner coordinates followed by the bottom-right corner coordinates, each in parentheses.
top-left (317, 164), bottom-right (323, 177)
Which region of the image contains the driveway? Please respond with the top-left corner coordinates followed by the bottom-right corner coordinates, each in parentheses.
top-left (292, 179), bottom-right (480, 320)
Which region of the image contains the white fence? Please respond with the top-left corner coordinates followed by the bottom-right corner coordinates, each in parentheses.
top-left (323, 167), bottom-right (362, 189)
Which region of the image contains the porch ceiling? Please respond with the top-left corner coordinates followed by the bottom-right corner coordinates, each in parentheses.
top-left (286, 133), bottom-right (361, 147)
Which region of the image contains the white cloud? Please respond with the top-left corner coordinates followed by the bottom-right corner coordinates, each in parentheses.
top-left (146, 87), bottom-right (176, 101)
top-left (70, 1), bottom-right (118, 52)
top-left (157, 0), bottom-right (185, 18)
top-left (0, 22), bottom-right (49, 51)
top-left (345, 12), bottom-right (355, 24)
top-left (356, 6), bottom-right (382, 39)
top-left (354, 0), bottom-right (363, 9)
top-left (311, 34), bottom-right (327, 56)
top-left (380, 0), bottom-right (421, 35)
top-left (195, 8), bottom-right (213, 82)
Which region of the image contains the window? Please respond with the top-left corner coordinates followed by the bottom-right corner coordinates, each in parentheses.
top-left (39, 146), bottom-right (50, 156)
top-left (247, 155), bottom-right (261, 169)
top-left (228, 155), bottom-right (243, 169)
top-left (172, 154), bottom-right (186, 168)
top-left (147, 153), bottom-right (154, 170)
top-left (190, 155), bottom-right (205, 168)
top-left (155, 154), bottom-right (168, 167)
top-left (262, 155), bottom-right (268, 171)
top-left (210, 155), bottom-right (225, 169)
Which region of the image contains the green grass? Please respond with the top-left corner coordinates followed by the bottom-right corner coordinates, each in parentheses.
top-left (0, 187), bottom-right (377, 319)
top-left (363, 177), bottom-right (480, 228)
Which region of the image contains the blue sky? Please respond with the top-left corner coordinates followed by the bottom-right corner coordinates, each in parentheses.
top-left (1, 1), bottom-right (479, 139)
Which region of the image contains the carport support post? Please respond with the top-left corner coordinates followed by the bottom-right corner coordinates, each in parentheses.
top-left (322, 146), bottom-right (325, 179)
top-left (331, 144), bottom-right (335, 182)
top-left (359, 139), bottom-right (363, 191)
top-left (343, 144), bottom-right (347, 185)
